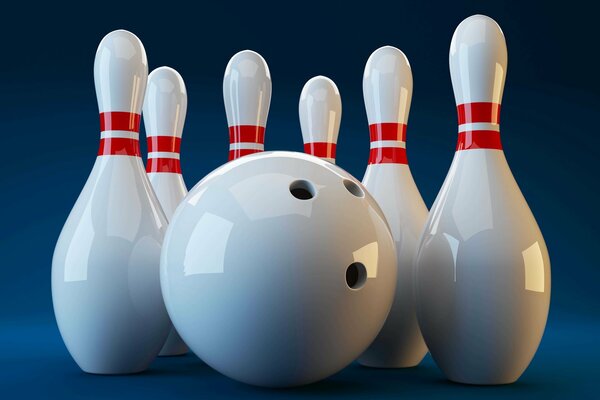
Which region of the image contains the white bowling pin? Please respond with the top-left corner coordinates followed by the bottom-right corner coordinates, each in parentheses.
top-left (52, 30), bottom-right (171, 374)
top-left (143, 66), bottom-right (189, 356)
top-left (357, 46), bottom-right (429, 368)
top-left (299, 76), bottom-right (341, 163)
top-left (415, 15), bottom-right (551, 384)
top-left (223, 50), bottom-right (272, 161)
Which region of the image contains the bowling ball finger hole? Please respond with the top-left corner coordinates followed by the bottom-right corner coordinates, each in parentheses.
top-left (343, 179), bottom-right (364, 198)
top-left (346, 262), bottom-right (367, 290)
top-left (290, 180), bottom-right (316, 200)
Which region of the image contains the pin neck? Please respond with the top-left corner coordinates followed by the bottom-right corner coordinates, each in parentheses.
top-left (98, 112), bottom-right (141, 157)
top-left (456, 102), bottom-right (502, 151)
top-left (304, 142), bottom-right (336, 162)
top-left (368, 123), bottom-right (408, 165)
top-left (146, 136), bottom-right (182, 174)
top-left (228, 125), bottom-right (265, 161)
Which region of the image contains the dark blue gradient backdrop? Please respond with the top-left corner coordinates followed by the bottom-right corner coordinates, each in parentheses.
top-left (1, 1), bottom-right (598, 398)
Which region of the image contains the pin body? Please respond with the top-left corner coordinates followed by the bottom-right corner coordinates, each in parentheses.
top-left (52, 30), bottom-right (170, 374)
top-left (361, 165), bottom-right (428, 367)
top-left (223, 50), bottom-right (271, 161)
top-left (358, 46), bottom-right (428, 368)
top-left (415, 15), bottom-right (550, 384)
top-left (299, 76), bottom-right (341, 164)
top-left (144, 66), bottom-right (189, 356)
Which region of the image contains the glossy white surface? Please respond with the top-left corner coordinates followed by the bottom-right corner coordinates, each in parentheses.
top-left (359, 46), bottom-right (428, 368)
top-left (361, 166), bottom-right (429, 368)
top-left (94, 30), bottom-right (148, 113)
top-left (148, 174), bottom-right (188, 357)
top-left (415, 151), bottom-right (550, 384)
top-left (223, 50), bottom-right (271, 127)
top-left (53, 156), bottom-right (170, 374)
top-left (144, 66), bottom-right (189, 356)
top-left (363, 46), bottom-right (412, 124)
top-left (161, 151), bottom-right (397, 387)
top-left (52, 30), bottom-right (171, 374)
top-left (299, 76), bottom-right (341, 163)
top-left (147, 174), bottom-right (188, 219)
top-left (449, 14), bottom-right (507, 105)
top-left (144, 67), bottom-right (187, 139)
top-left (415, 15), bottom-right (551, 384)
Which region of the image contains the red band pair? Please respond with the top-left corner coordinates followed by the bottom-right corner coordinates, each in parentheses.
top-left (228, 125), bottom-right (265, 161)
top-left (456, 102), bottom-right (503, 151)
top-left (368, 123), bottom-right (408, 164)
top-left (146, 136), bottom-right (182, 173)
top-left (98, 112), bottom-right (141, 156)
top-left (229, 125), bottom-right (265, 161)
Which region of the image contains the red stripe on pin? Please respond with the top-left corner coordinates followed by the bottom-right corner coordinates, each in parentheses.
top-left (304, 142), bottom-right (336, 159)
top-left (228, 148), bottom-right (262, 161)
top-left (229, 125), bottom-right (265, 144)
top-left (147, 136), bottom-right (181, 153)
top-left (457, 103), bottom-right (501, 124)
top-left (368, 123), bottom-right (408, 164)
top-left (100, 112), bottom-right (141, 132)
top-left (98, 138), bottom-right (140, 156)
top-left (456, 130), bottom-right (502, 151)
top-left (369, 123), bottom-right (407, 142)
top-left (146, 158), bottom-right (182, 173)
top-left (368, 147), bottom-right (408, 164)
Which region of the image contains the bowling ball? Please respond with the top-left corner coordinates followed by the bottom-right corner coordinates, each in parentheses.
top-left (161, 151), bottom-right (396, 387)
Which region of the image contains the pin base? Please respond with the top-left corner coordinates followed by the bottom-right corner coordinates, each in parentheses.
top-left (358, 360), bottom-right (423, 369)
top-left (81, 366), bottom-right (147, 375)
top-left (158, 350), bottom-right (188, 357)
top-left (447, 377), bottom-right (519, 386)
top-left (444, 368), bottom-right (520, 386)
top-left (158, 328), bottom-right (189, 357)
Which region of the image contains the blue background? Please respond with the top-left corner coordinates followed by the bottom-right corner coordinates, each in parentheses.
top-left (1, 0), bottom-right (598, 397)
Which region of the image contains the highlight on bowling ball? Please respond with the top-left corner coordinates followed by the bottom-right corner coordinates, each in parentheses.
top-left (160, 151), bottom-right (398, 387)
